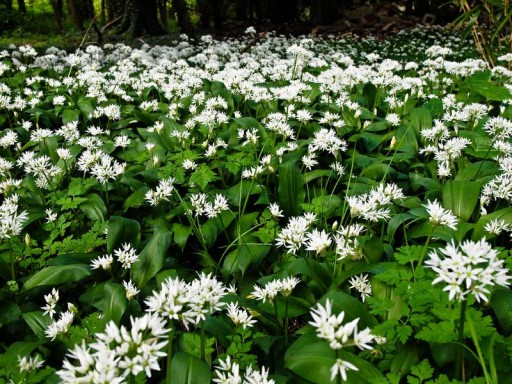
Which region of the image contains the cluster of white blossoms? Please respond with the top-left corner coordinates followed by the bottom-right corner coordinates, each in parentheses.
top-left (423, 199), bottom-right (458, 230)
top-left (346, 183), bottom-right (404, 222)
top-left (76, 149), bottom-right (125, 184)
top-left (213, 356), bottom-right (274, 384)
top-left (481, 155), bottom-right (512, 213)
top-left (309, 299), bottom-right (375, 382)
top-left (57, 314), bottom-right (169, 382)
top-left (43, 290), bottom-right (77, 340)
top-left (91, 242), bottom-right (139, 270)
top-left (190, 192), bottom-right (230, 218)
top-left (145, 273), bottom-right (227, 329)
top-left (334, 223), bottom-right (366, 261)
top-left (426, 239), bottom-right (511, 302)
top-left (348, 274), bottom-right (372, 302)
top-left (0, 193), bottom-right (28, 239)
top-left (144, 177), bottom-right (175, 206)
top-left (275, 212), bottom-right (317, 254)
top-left (226, 302), bottom-right (257, 329)
top-left (251, 276), bottom-right (301, 304)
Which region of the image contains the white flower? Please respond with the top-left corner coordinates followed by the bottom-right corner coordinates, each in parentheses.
top-left (114, 243), bottom-right (139, 269)
top-left (91, 254), bottom-right (113, 270)
top-left (426, 239), bottom-right (511, 302)
top-left (423, 199), bottom-right (458, 230)
top-left (330, 358), bottom-right (358, 382)
top-left (18, 355), bottom-right (44, 372)
top-left (348, 274), bottom-right (372, 302)
top-left (269, 202), bottom-right (284, 218)
top-left (41, 288), bottom-right (59, 318)
top-left (305, 229), bottom-right (332, 255)
top-left (123, 280), bottom-right (140, 300)
top-left (226, 302), bottom-right (257, 329)
top-left (310, 299), bottom-right (375, 351)
top-left (45, 208), bottom-right (57, 223)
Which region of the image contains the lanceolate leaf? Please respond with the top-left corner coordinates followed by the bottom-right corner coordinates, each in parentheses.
top-left (170, 352), bottom-right (211, 384)
top-left (131, 226), bottom-right (173, 288)
top-left (278, 160), bottom-right (305, 216)
top-left (101, 282), bottom-right (127, 325)
top-left (107, 215), bottom-right (141, 253)
top-left (442, 180), bottom-right (480, 221)
top-left (23, 264), bottom-right (91, 290)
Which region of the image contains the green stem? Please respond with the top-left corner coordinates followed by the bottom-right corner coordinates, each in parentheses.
top-left (9, 239), bottom-right (15, 282)
top-left (166, 325), bottom-right (175, 383)
top-left (418, 225), bottom-right (435, 268)
top-left (284, 296), bottom-right (289, 345)
top-left (457, 300), bottom-right (467, 382)
top-left (200, 320), bottom-right (206, 361)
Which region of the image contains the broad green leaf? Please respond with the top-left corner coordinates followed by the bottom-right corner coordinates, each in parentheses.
top-left (322, 290), bottom-right (378, 328)
top-left (468, 76), bottom-right (511, 101)
top-left (172, 223), bottom-right (193, 250)
top-left (455, 160), bottom-right (498, 181)
top-left (107, 215), bottom-right (141, 253)
top-left (80, 193), bottom-right (107, 222)
top-left (0, 341), bottom-right (43, 371)
top-left (22, 312), bottom-right (52, 340)
top-left (410, 107), bottom-right (432, 133)
top-left (61, 109), bottom-right (80, 124)
top-left (390, 343), bottom-right (418, 377)
top-left (200, 211), bottom-right (235, 248)
top-left (24, 264), bottom-right (91, 290)
top-left (284, 333), bottom-right (334, 383)
top-left (131, 227), bottom-right (172, 288)
top-left (101, 282), bottom-right (127, 325)
top-left (442, 180), bottom-right (480, 221)
top-left (285, 333), bottom-right (385, 384)
top-left (287, 258), bottom-right (332, 293)
top-left (473, 207), bottom-right (512, 240)
top-left (123, 186), bottom-right (150, 211)
top-left (490, 289), bottom-right (512, 335)
top-left (278, 161), bottom-right (305, 216)
top-left (223, 243), bottom-right (271, 276)
top-left (170, 352), bottom-right (211, 384)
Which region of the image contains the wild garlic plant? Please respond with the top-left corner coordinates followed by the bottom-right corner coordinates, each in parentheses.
top-left (1, 26), bottom-right (512, 383)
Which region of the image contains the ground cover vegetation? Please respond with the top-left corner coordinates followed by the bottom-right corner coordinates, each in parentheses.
top-left (1, 23), bottom-right (512, 384)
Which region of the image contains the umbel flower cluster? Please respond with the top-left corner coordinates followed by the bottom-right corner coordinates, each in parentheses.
top-left (426, 238), bottom-right (511, 302)
top-left (309, 299), bottom-right (375, 381)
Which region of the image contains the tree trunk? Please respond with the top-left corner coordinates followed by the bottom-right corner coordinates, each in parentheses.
top-left (173, 0), bottom-right (192, 32)
top-left (158, 0), bottom-right (167, 28)
top-left (117, 0), bottom-right (164, 37)
top-left (68, 0), bottom-right (84, 30)
top-left (269, 0), bottom-right (297, 23)
top-left (17, 0), bottom-right (25, 13)
top-left (106, 0), bottom-right (125, 23)
top-left (49, 0), bottom-right (63, 33)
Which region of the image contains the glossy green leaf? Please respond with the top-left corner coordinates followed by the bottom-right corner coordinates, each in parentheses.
top-left (170, 352), bottom-right (211, 384)
top-left (491, 289), bottom-right (512, 335)
top-left (172, 223), bottom-right (193, 250)
top-left (23, 264), bottom-right (91, 290)
top-left (22, 312), bottom-right (52, 340)
top-left (285, 333), bottom-right (385, 383)
top-left (107, 215), bottom-right (141, 253)
top-left (442, 180), bottom-right (480, 221)
top-left (80, 193), bottom-right (107, 222)
top-left (123, 186), bottom-right (150, 211)
top-left (390, 343), bottom-right (418, 377)
top-left (101, 282), bottom-right (127, 325)
top-left (278, 160), bottom-right (305, 216)
top-left (473, 207), bottom-right (512, 240)
top-left (131, 226), bottom-right (172, 288)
